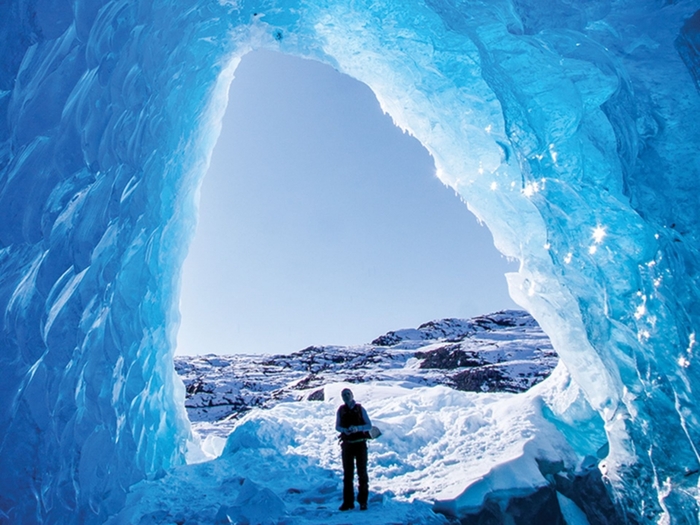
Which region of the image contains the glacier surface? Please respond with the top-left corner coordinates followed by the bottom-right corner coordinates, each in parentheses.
top-left (2, 0), bottom-right (700, 523)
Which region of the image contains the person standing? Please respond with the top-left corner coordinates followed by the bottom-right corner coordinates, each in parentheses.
top-left (335, 388), bottom-right (372, 511)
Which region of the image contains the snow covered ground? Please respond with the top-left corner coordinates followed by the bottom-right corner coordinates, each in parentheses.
top-left (108, 312), bottom-right (609, 524)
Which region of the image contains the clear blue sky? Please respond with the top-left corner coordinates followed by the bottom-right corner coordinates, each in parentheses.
top-left (176, 50), bottom-right (518, 356)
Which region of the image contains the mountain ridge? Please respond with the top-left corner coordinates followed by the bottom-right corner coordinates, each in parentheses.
top-left (175, 310), bottom-right (558, 441)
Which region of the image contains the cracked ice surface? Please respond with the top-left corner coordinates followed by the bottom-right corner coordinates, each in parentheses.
top-left (2, 0), bottom-right (700, 523)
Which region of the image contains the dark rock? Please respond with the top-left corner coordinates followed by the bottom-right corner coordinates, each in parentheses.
top-left (416, 345), bottom-right (482, 369)
top-left (452, 367), bottom-right (508, 392)
top-left (416, 319), bottom-right (475, 341)
top-left (371, 332), bottom-right (403, 346)
top-left (292, 374), bottom-right (320, 390)
top-left (307, 388), bottom-right (324, 401)
top-left (186, 380), bottom-right (213, 395)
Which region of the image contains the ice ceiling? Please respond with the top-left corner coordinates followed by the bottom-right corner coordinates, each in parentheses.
top-left (1, 0), bottom-right (700, 523)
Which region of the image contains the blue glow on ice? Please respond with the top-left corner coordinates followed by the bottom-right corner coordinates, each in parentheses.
top-left (1, 0), bottom-right (700, 523)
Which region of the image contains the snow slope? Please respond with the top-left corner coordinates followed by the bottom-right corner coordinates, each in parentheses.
top-left (104, 311), bottom-right (610, 524)
top-left (110, 369), bottom-right (607, 524)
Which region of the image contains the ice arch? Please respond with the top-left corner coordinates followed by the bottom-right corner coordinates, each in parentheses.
top-left (1, 0), bottom-right (700, 523)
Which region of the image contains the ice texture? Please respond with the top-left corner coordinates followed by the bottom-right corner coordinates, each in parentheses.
top-left (1, 0), bottom-right (700, 523)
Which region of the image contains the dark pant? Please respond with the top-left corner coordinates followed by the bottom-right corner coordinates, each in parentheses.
top-left (341, 441), bottom-right (368, 506)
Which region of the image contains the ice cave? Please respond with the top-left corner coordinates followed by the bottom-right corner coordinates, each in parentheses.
top-left (1, 0), bottom-right (700, 523)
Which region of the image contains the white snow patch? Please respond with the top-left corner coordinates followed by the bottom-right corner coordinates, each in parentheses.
top-left (113, 368), bottom-right (589, 524)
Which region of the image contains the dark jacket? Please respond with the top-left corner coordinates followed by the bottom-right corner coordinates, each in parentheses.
top-left (336, 403), bottom-right (372, 443)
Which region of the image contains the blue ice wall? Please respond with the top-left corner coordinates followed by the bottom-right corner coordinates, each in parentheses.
top-left (1, 0), bottom-right (700, 523)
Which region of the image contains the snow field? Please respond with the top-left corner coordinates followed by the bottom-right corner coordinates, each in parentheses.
top-left (113, 368), bottom-right (586, 524)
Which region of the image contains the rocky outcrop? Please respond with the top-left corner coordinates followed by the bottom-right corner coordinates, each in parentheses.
top-left (174, 310), bottom-right (557, 427)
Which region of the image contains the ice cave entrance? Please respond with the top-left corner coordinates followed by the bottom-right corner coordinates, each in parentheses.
top-left (170, 52), bottom-right (571, 522)
top-left (176, 50), bottom-right (519, 357)
top-left (4, 2), bottom-right (700, 522)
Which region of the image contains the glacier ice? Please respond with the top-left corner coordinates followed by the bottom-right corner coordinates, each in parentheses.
top-left (2, 0), bottom-right (700, 523)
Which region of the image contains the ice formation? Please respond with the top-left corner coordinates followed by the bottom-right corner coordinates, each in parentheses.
top-left (1, 0), bottom-right (700, 523)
